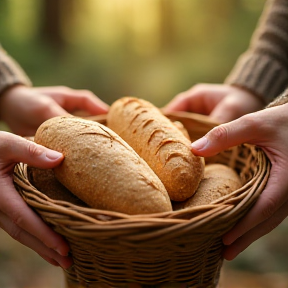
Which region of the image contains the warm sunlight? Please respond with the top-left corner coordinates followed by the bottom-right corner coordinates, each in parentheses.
top-left (4, 1), bottom-right (287, 288)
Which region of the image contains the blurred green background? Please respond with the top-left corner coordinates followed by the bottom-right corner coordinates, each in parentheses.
top-left (0, 0), bottom-right (264, 107)
top-left (1, 0), bottom-right (288, 287)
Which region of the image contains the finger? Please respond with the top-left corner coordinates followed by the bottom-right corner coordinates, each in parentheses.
top-left (0, 131), bottom-right (63, 168)
top-left (43, 102), bottom-right (70, 118)
top-left (223, 194), bottom-right (288, 260)
top-left (0, 211), bottom-right (73, 268)
top-left (163, 84), bottom-right (230, 114)
top-left (38, 87), bottom-right (109, 115)
top-left (163, 92), bottom-right (195, 113)
top-left (223, 166), bottom-right (288, 243)
top-left (61, 92), bottom-right (109, 114)
top-left (190, 113), bottom-right (265, 157)
top-left (0, 177), bottom-right (70, 258)
top-left (164, 90), bottom-right (213, 115)
top-left (39, 254), bottom-right (61, 267)
top-left (209, 97), bottom-right (242, 123)
top-left (191, 105), bottom-right (287, 157)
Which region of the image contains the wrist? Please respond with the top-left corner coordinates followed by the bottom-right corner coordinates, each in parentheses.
top-left (225, 53), bottom-right (288, 104)
top-left (1, 84), bottom-right (28, 99)
top-left (229, 84), bottom-right (266, 106)
top-left (0, 84), bottom-right (28, 122)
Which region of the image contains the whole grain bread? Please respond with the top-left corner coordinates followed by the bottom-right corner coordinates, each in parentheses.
top-left (34, 116), bottom-right (172, 215)
top-left (107, 97), bottom-right (204, 201)
top-left (28, 167), bottom-right (87, 206)
top-left (183, 164), bottom-right (242, 208)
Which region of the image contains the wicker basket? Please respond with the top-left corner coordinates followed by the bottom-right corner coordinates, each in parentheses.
top-left (13, 112), bottom-right (270, 288)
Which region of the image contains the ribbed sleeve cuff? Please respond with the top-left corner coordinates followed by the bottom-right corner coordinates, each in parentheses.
top-left (224, 52), bottom-right (288, 104)
top-left (0, 49), bottom-right (32, 95)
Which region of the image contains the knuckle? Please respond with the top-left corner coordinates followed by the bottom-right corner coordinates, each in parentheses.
top-left (7, 213), bottom-right (25, 242)
top-left (80, 89), bottom-right (93, 96)
top-left (193, 83), bottom-right (205, 91)
top-left (260, 197), bottom-right (278, 220)
top-left (52, 85), bottom-right (72, 96)
top-left (176, 92), bottom-right (187, 101)
top-left (27, 141), bottom-right (43, 158)
top-left (241, 114), bottom-right (260, 130)
top-left (208, 125), bottom-right (229, 143)
top-left (80, 90), bottom-right (96, 100)
top-left (192, 83), bottom-right (210, 95)
top-left (11, 209), bottom-right (25, 227)
top-left (8, 226), bottom-right (23, 242)
top-left (175, 88), bottom-right (197, 102)
top-left (57, 85), bottom-right (70, 92)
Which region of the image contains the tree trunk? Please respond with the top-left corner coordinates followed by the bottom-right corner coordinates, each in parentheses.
top-left (159, 0), bottom-right (175, 50)
top-left (41, 0), bottom-right (64, 48)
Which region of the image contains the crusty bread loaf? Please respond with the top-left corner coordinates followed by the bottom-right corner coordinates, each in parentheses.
top-left (172, 121), bottom-right (190, 140)
top-left (34, 116), bottom-right (172, 215)
top-left (28, 167), bottom-right (87, 206)
top-left (107, 97), bottom-right (204, 201)
top-left (25, 136), bottom-right (87, 206)
top-left (183, 164), bottom-right (242, 208)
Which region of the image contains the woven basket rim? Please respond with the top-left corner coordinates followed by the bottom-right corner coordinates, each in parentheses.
top-left (13, 110), bottom-right (271, 224)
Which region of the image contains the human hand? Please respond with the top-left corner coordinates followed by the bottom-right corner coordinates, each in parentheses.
top-left (0, 85), bottom-right (109, 135)
top-left (0, 131), bottom-right (72, 268)
top-left (190, 103), bottom-right (288, 260)
top-left (163, 84), bottom-right (264, 123)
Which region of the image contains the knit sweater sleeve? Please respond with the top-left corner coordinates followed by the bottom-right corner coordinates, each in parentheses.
top-left (0, 45), bottom-right (32, 95)
top-left (225, 0), bottom-right (288, 104)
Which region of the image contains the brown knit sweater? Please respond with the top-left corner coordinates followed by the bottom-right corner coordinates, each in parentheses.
top-left (0, 45), bottom-right (32, 95)
top-left (225, 0), bottom-right (288, 104)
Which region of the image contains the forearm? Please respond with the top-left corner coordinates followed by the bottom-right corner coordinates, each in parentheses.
top-left (0, 45), bottom-right (32, 95)
top-left (225, 0), bottom-right (288, 104)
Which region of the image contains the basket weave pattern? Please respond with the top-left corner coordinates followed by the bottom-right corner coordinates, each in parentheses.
top-left (13, 112), bottom-right (270, 288)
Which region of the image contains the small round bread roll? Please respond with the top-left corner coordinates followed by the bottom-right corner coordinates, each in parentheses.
top-left (28, 167), bottom-right (87, 206)
top-left (183, 164), bottom-right (242, 208)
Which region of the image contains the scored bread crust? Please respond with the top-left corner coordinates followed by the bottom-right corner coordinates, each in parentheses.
top-left (107, 97), bottom-right (205, 201)
top-left (34, 116), bottom-right (172, 215)
top-left (183, 164), bottom-right (242, 208)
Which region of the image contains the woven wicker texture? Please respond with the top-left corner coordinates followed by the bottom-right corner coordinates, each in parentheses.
top-left (13, 112), bottom-right (270, 288)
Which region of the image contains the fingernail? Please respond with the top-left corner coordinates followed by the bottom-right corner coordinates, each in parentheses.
top-left (56, 247), bottom-right (69, 257)
top-left (45, 150), bottom-right (63, 160)
top-left (191, 137), bottom-right (208, 151)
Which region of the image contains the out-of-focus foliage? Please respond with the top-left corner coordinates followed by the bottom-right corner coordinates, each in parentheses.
top-left (0, 0), bottom-right (264, 107)
top-left (4, 1), bottom-right (288, 287)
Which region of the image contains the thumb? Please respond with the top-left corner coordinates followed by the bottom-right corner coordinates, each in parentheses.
top-left (0, 131), bottom-right (63, 169)
top-left (191, 115), bottom-right (260, 157)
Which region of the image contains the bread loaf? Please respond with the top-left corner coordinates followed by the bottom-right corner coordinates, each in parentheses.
top-left (172, 121), bottom-right (190, 140)
top-left (183, 164), bottom-right (242, 208)
top-left (34, 116), bottom-right (172, 215)
top-left (107, 97), bottom-right (204, 201)
top-left (28, 167), bottom-right (87, 206)
top-left (25, 136), bottom-right (87, 206)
